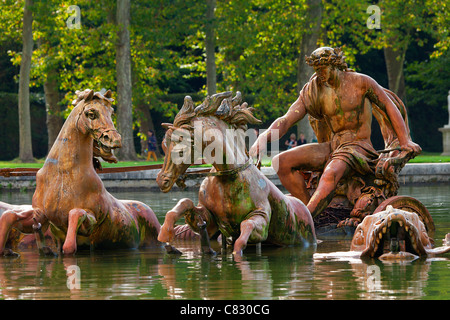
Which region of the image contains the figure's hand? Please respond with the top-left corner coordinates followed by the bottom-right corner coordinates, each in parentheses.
top-left (249, 137), bottom-right (267, 158)
top-left (401, 140), bottom-right (422, 156)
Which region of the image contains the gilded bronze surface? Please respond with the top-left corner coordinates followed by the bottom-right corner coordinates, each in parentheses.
top-left (315, 205), bottom-right (450, 261)
top-left (0, 89), bottom-right (161, 256)
top-left (157, 92), bottom-right (316, 256)
top-left (250, 47), bottom-right (422, 228)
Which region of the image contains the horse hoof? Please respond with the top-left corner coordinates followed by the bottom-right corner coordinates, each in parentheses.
top-left (202, 248), bottom-right (216, 256)
top-left (165, 244), bottom-right (182, 255)
top-left (3, 248), bottom-right (20, 257)
top-left (62, 249), bottom-right (76, 256)
top-left (41, 246), bottom-right (58, 257)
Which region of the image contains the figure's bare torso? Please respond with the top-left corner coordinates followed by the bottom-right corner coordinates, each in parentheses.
top-left (317, 72), bottom-right (373, 141)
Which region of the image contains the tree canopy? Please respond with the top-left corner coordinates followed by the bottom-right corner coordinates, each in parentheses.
top-left (0, 0), bottom-right (448, 160)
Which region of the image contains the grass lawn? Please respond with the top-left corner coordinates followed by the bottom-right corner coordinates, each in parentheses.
top-left (0, 152), bottom-right (448, 169)
top-left (408, 153), bottom-right (450, 163)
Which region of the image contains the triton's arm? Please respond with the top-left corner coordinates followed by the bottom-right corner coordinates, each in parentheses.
top-left (365, 76), bottom-right (421, 155)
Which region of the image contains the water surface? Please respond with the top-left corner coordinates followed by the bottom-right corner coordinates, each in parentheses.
top-left (0, 184), bottom-right (448, 300)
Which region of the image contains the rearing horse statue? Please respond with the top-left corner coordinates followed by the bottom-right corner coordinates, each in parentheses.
top-left (156, 91), bottom-right (316, 256)
top-left (0, 89), bottom-right (161, 255)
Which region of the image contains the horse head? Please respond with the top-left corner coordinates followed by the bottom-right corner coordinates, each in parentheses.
top-left (157, 96), bottom-right (197, 192)
top-left (156, 91), bottom-right (261, 193)
top-left (74, 89), bottom-right (122, 163)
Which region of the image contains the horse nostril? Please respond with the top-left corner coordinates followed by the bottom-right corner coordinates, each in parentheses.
top-left (103, 134), bottom-right (110, 142)
top-left (157, 175), bottom-right (172, 190)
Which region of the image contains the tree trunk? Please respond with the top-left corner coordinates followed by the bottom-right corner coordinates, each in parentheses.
top-left (44, 68), bottom-right (63, 152)
top-left (384, 45), bottom-right (407, 102)
top-left (296, 0), bottom-right (322, 143)
top-left (18, 0), bottom-right (34, 163)
top-left (205, 0), bottom-right (217, 96)
top-left (116, 0), bottom-right (137, 160)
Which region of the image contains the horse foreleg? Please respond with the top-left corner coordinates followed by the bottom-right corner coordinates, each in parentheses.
top-left (158, 199), bottom-right (194, 243)
top-left (159, 198), bottom-right (216, 242)
top-left (158, 198), bottom-right (218, 254)
top-left (233, 212), bottom-right (269, 256)
top-left (0, 208), bottom-right (47, 256)
top-left (32, 218), bottom-right (57, 256)
top-left (62, 209), bottom-right (96, 255)
top-left (197, 220), bottom-right (216, 255)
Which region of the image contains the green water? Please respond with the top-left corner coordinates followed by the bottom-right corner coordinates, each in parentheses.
top-left (0, 184), bottom-right (448, 300)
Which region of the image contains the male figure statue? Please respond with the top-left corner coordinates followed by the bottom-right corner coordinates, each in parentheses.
top-left (249, 47), bottom-right (421, 218)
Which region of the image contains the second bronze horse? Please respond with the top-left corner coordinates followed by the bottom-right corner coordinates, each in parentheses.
top-left (156, 92), bottom-right (317, 256)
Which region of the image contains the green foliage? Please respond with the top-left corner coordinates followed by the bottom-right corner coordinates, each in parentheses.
top-left (322, 0), bottom-right (369, 64)
top-left (0, 0), bottom-right (448, 157)
top-left (216, 0), bottom-right (310, 121)
top-left (0, 92), bottom-right (47, 160)
top-left (406, 50), bottom-right (449, 109)
top-left (0, 0), bottom-right (23, 44)
top-left (33, 1), bottom-right (117, 109)
top-left (405, 50), bottom-right (449, 151)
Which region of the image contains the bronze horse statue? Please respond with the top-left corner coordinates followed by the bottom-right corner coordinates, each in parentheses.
top-left (156, 91), bottom-right (316, 256)
top-left (0, 89), bottom-right (161, 256)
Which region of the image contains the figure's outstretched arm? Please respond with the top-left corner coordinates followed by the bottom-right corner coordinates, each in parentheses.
top-left (249, 96), bottom-right (306, 157)
top-left (365, 77), bottom-right (421, 155)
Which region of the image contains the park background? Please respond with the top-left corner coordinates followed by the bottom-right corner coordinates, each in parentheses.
top-left (0, 0), bottom-right (448, 164)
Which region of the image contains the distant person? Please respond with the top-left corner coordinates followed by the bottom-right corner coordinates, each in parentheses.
top-left (285, 133), bottom-right (297, 150)
top-left (297, 133), bottom-right (307, 146)
top-left (146, 130), bottom-right (158, 161)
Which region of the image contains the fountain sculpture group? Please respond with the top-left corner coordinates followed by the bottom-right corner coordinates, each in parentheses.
top-left (0, 47), bottom-right (449, 261)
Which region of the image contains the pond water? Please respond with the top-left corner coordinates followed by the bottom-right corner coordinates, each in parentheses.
top-left (0, 184), bottom-right (448, 300)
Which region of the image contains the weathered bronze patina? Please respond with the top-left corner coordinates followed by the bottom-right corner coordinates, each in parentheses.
top-left (314, 205), bottom-right (450, 261)
top-left (250, 47), bottom-right (422, 228)
top-left (156, 92), bottom-right (316, 256)
top-left (0, 89), bottom-right (161, 255)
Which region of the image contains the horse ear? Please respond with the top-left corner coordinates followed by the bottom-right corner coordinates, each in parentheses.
top-left (73, 90), bottom-right (85, 105)
top-left (85, 89), bottom-right (94, 101)
top-left (104, 90), bottom-right (112, 98)
top-left (231, 91), bottom-right (242, 107)
top-left (180, 96), bottom-right (195, 114)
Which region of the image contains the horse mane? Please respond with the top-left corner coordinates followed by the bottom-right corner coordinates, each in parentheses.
top-left (72, 89), bottom-right (114, 107)
top-left (173, 91), bottom-right (261, 130)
